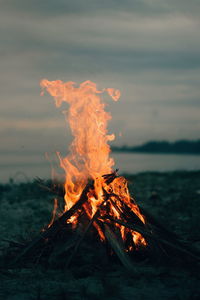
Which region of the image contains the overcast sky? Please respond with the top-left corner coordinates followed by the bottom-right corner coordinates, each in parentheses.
top-left (1, 0), bottom-right (200, 161)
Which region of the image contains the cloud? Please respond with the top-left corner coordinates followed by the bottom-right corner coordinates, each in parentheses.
top-left (0, 0), bottom-right (200, 157)
top-left (2, 0), bottom-right (200, 18)
top-left (0, 0), bottom-right (170, 17)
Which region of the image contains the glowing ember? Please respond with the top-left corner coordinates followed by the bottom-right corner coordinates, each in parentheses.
top-left (40, 79), bottom-right (146, 250)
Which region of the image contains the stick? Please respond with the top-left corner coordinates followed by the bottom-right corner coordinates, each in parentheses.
top-left (36, 177), bottom-right (65, 198)
top-left (102, 169), bottom-right (118, 185)
top-left (14, 182), bottom-right (93, 263)
top-left (66, 187), bottom-right (111, 267)
top-left (104, 224), bottom-right (135, 272)
top-left (109, 194), bottom-right (146, 228)
top-left (100, 215), bottom-right (151, 239)
top-left (102, 215), bottom-right (200, 263)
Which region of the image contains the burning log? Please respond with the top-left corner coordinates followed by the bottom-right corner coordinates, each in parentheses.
top-left (103, 224), bottom-right (135, 272)
top-left (65, 187), bottom-right (111, 267)
top-left (101, 215), bottom-right (200, 263)
top-left (14, 181), bottom-right (94, 263)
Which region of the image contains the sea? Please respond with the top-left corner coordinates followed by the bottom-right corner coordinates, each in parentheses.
top-left (0, 152), bottom-right (200, 183)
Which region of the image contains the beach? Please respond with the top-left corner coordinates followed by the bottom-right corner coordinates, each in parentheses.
top-left (0, 171), bottom-right (199, 300)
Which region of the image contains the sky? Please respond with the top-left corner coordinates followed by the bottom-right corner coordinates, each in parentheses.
top-left (0, 0), bottom-right (200, 176)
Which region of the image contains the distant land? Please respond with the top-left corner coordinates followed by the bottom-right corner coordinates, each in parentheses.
top-left (112, 140), bottom-right (200, 154)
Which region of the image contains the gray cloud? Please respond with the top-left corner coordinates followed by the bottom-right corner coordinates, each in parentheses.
top-left (0, 0), bottom-right (200, 173)
top-left (2, 0), bottom-right (200, 17)
top-left (0, 0), bottom-right (171, 16)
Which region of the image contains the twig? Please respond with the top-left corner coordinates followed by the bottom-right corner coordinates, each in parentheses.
top-left (104, 224), bottom-right (135, 272)
top-left (13, 182), bottom-right (93, 264)
top-left (102, 215), bottom-right (200, 262)
top-left (66, 188), bottom-right (110, 267)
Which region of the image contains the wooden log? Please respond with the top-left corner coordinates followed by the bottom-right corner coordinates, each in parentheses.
top-left (14, 181), bottom-right (93, 263)
top-left (108, 194), bottom-right (198, 261)
top-left (139, 206), bottom-right (180, 241)
top-left (66, 187), bottom-right (111, 267)
top-left (65, 209), bottom-right (101, 267)
top-left (102, 169), bottom-right (118, 185)
top-left (109, 194), bottom-right (146, 228)
top-left (137, 207), bottom-right (200, 261)
top-left (102, 215), bottom-right (200, 263)
top-left (104, 224), bottom-right (136, 272)
top-left (37, 170), bottom-right (118, 199)
top-left (100, 215), bottom-right (151, 240)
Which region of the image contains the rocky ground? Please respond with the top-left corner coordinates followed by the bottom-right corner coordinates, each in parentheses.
top-left (0, 171), bottom-right (200, 300)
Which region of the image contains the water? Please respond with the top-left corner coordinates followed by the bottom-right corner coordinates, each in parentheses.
top-left (0, 152), bottom-right (200, 183)
top-left (112, 152), bottom-right (200, 173)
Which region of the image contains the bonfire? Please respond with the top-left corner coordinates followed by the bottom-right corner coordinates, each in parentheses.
top-left (14, 80), bottom-right (199, 269)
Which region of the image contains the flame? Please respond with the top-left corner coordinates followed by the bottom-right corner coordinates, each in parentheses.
top-left (40, 79), bottom-right (146, 250)
top-left (48, 198), bottom-right (58, 228)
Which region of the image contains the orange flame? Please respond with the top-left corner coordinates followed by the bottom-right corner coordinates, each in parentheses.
top-left (40, 79), bottom-right (146, 250)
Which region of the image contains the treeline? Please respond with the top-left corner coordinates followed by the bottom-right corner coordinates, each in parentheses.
top-left (112, 140), bottom-right (200, 154)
